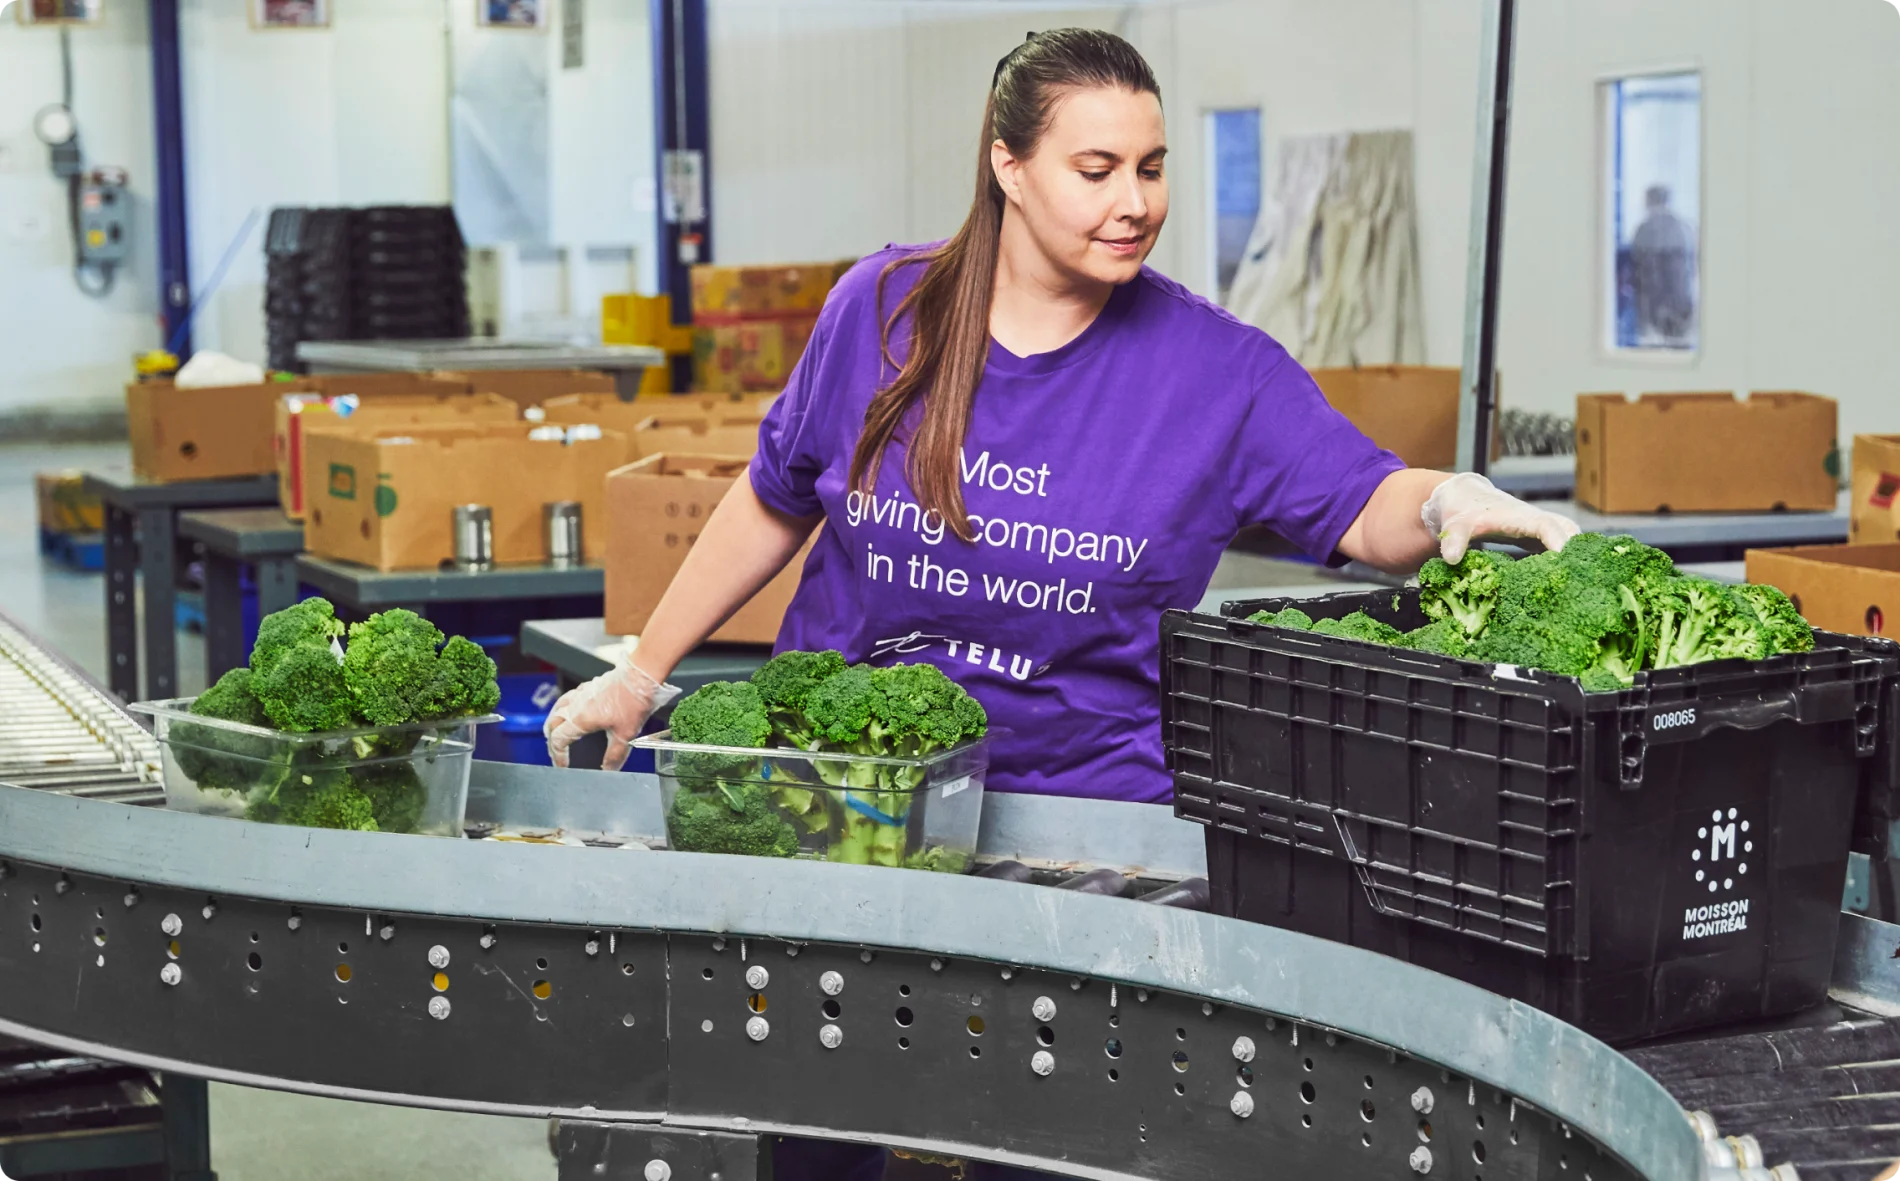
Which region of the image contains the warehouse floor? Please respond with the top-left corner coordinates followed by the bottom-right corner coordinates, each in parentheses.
top-left (0, 441), bottom-right (1321, 1181)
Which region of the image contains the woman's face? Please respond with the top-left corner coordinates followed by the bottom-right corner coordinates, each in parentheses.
top-left (993, 85), bottom-right (1169, 289)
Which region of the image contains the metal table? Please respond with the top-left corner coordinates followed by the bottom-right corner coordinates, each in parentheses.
top-left (1488, 454), bottom-right (1575, 500)
top-left (83, 472), bottom-right (282, 702)
top-left (177, 509), bottom-right (303, 684)
top-left (297, 339), bottom-right (665, 401)
top-left (295, 554), bottom-right (603, 610)
top-left (521, 618), bottom-right (771, 689)
top-left (1547, 496), bottom-right (1849, 561)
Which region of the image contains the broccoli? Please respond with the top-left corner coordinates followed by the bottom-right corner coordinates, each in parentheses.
top-left (1734, 583), bottom-right (1815, 655)
top-left (343, 611), bottom-right (502, 728)
top-left (669, 677), bottom-right (829, 831)
top-left (1649, 577), bottom-right (1774, 669)
top-left (1247, 607), bottom-right (1314, 630)
top-left (1471, 549), bottom-right (1653, 686)
top-left (1400, 619), bottom-right (1472, 658)
top-left (667, 779), bottom-right (800, 858)
top-left (353, 762), bottom-right (427, 834)
top-left (1417, 549), bottom-right (1511, 640)
top-left (250, 599), bottom-right (352, 732)
top-left (1310, 611), bottom-right (1406, 646)
top-left (173, 668), bottom-right (279, 795)
top-left (750, 649), bottom-right (846, 747)
top-left (245, 765), bottom-right (379, 831)
top-left (804, 663), bottom-right (988, 867)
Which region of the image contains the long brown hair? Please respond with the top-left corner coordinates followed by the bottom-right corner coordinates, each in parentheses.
top-left (848, 28), bottom-right (1160, 540)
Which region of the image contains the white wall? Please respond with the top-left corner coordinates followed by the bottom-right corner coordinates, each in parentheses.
top-left (0, 4), bottom-right (160, 417)
top-left (1418, 0), bottom-right (1900, 445)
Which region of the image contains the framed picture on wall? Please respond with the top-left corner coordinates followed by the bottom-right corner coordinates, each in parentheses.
top-left (251, 0), bottom-right (330, 29)
top-left (478, 0), bottom-right (545, 30)
top-left (14, 0), bottom-right (103, 25)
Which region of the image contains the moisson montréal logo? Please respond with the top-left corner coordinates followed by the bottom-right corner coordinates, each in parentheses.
top-left (1683, 807), bottom-right (1753, 941)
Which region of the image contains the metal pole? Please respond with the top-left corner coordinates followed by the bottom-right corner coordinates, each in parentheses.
top-left (149, 0), bottom-right (193, 359)
top-left (1456, 0), bottom-right (1517, 476)
top-left (651, 0), bottom-right (710, 392)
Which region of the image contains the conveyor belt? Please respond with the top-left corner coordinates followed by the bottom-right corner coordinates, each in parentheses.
top-left (0, 611), bottom-right (162, 805)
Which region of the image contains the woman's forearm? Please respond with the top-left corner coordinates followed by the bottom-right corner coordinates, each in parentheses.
top-left (628, 470), bottom-right (820, 682)
top-left (1335, 468), bottom-right (1452, 574)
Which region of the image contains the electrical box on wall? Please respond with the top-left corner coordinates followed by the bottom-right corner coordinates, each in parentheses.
top-left (77, 169), bottom-right (129, 267)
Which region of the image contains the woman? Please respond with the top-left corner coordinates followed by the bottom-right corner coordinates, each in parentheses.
top-left (547, 28), bottom-right (1573, 1180)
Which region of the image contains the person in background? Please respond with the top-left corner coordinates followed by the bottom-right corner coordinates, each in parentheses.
top-left (546, 27), bottom-right (1578, 1180)
top-left (1630, 183), bottom-right (1697, 346)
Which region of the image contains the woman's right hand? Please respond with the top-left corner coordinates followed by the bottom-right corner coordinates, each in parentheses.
top-left (543, 659), bottom-right (681, 772)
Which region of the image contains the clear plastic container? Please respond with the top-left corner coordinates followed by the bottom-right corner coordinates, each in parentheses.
top-left (131, 698), bottom-right (500, 837)
top-left (633, 731), bottom-right (988, 871)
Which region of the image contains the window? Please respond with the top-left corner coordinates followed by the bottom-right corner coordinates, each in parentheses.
top-left (1603, 71), bottom-right (1702, 353)
top-left (1205, 108), bottom-right (1262, 305)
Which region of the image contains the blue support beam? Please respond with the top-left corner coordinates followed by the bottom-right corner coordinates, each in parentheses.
top-left (651, 0), bottom-right (710, 390)
top-left (149, 0), bottom-right (192, 359)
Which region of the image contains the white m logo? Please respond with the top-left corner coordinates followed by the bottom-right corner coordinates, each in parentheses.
top-left (1710, 823), bottom-right (1736, 861)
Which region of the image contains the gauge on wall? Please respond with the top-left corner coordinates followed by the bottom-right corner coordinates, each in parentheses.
top-left (33, 104), bottom-right (77, 148)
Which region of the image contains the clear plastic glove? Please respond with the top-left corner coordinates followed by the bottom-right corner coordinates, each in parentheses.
top-left (543, 659), bottom-right (681, 772)
top-left (1423, 471), bottom-right (1580, 565)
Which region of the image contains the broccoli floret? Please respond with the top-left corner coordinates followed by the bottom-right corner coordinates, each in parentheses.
top-left (1418, 550), bottom-right (1511, 640)
top-left (244, 765), bottom-right (378, 831)
top-left (1650, 577), bottom-right (1773, 669)
top-left (250, 599), bottom-right (352, 732)
top-left (1733, 583), bottom-right (1815, 655)
top-left (803, 663), bottom-right (987, 867)
top-left (669, 680), bottom-right (771, 787)
top-left (1310, 611), bottom-right (1405, 646)
top-left (902, 846), bottom-right (973, 874)
top-left (342, 612), bottom-right (502, 728)
top-left (1247, 607), bottom-right (1314, 630)
top-left (353, 762), bottom-right (427, 834)
top-left (1401, 619), bottom-right (1472, 658)
top-left (173, 668), bottom-right (279, 795)
top-left (750, 649), bottom-right (846, 747)
top-left (667, 780), bottom-right (799, 857)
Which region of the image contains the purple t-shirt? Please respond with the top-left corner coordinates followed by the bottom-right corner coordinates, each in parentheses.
top-left (749, 245), bottom-right (1403, 803)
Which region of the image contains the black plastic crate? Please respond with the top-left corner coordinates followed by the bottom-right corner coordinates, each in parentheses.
top-left (1161, 587), bottom-right (1896, 1044)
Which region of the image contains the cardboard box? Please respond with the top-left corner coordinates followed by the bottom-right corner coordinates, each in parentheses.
top-left (1850, 435), bottom-right (1900, 545)
top-left (693, 316), bottom-right (818, 394)
top-left (435, 369), bottom-right (619, 410)
top-left (1307, 365), bottom-right (1502, 469)
top-left (626, 413), bottom-right (763, 459)
top-left (276, 392), bottom-right (520, 520)
top-left (296, 373), bottom-right (472, 400)
top-left (690, 260), bottom-right (853, 322)
top-left (303, 423), bottom-right (630, 571)
top-left (35, 471), bottom-right (103, 535)
top-left (126, 378), bottom-right (306, 482)
top-left (601, 293), bottom-right (694, 354)
top-left (1745, 544), bottom-right (1900, 638)
top-left (538, 391), bottom-right (775, 435)
top-left (603, 453), bottom-right (813, 643)
top-left (1575, 392), bottom-right (1838, 514)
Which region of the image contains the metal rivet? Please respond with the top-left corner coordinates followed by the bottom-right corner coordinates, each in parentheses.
top-left (585, 939), bottom-right (600, 958)
top-left (160, 913), bottom-right (183, 937)
top-left (745, 965), bottom-right (770, 990)
top-left (1000, 967), bottom-right (1015, 981)
top-left (819, 1024), bottom-right (843, 1050)
top-left (1203, 1001), bottom-right (1216, 1016)
top-left (1231, 1091), bottom-right (1255, 1118)
top-left (819, 971), bottom-right (844, 997)
top-left (1409, 1146), bottom-right (1433, 1174)
top-left (930, 958), bottom-right (944, 972)
top-left (1325, 1032), bottom-right (1337, 1047)
top-left (379, 924), bottom-right (396, 942)
top-left (201, 903), bottom-right (215, 920)
top-left (1411, 1086), bottom-right (1435, 1115)
top-left (122, 891), bottom-right (139, 909)
top-left (711, 937), bottom-right (726, 952)
top-left (160, 963), bottom-right (181, 986)
top-left (644, 1162), bottom-right (671, 1181)
top-left (55, 878), bottom-right (71, 895)
top-left (480, 933), bottom-right (497, 950)
top-left (428, 996), bottom-right (451, 1020)
top-left (428, 945), bottom-right (451, 970)
top-left (785, 945), bottom-right (799, 957)
top-left (1030, 1050), bottom-right (1055, 1077)
top-left (745, 1016), bottom-right (770, 1042)
top-left (1137, 989), bottom-right (1150, 1003)
top-left (287, 914), bottom-right (302, 931)
top-left (859, 950), bottom-right (874, 964)
top-left (1031, 996), bottom-right (1057, 1022)
top-left (1232, 1037), bottom-right (1257, 1063)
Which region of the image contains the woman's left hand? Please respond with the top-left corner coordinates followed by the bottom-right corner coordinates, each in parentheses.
top-left (1423, 471), bottom-right (1580, 564)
